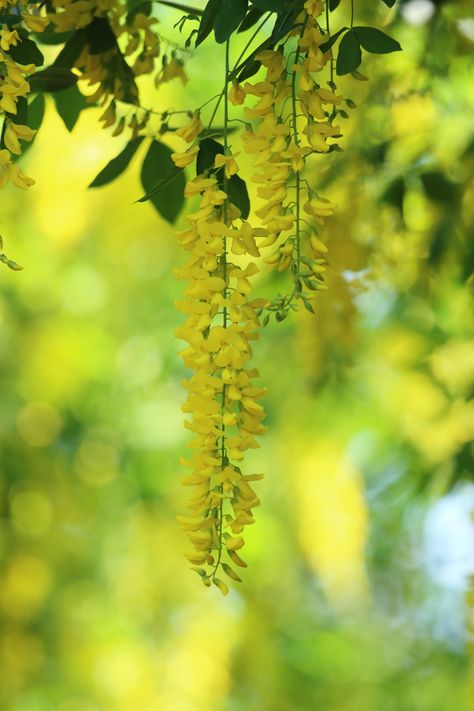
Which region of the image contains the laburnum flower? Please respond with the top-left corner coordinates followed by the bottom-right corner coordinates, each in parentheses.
top-left (175, 169), bottom-right (266, 591)
top-left (157, 55), bottom-right (188, 86)
top-left (99, 100), bottom-right (116, 128)
top-left (304, 0), bottom-right (324, 18)
top-left (4, 122), bottom-right (35, 155)
top-left (255, 49), bottom-right (285, 83)
top-left (0, 27), bottom-right (20, 51)
top-left (304, 196), bottom-right (337, 224)
top-left (281, 142), bottom-right (312, 172)
top-left (22, 13), bottom-right (50, 33)
top-left (229, 82), bottom-right (246, 106)
top-left (214, 152), bottom-right (240, 178)
top-left (0, 72), bottom-right (31, 114)
top-left (171, 143), bottom-right (199, 168)
top-left (310, 233), bottom-right (328, 254)
top-left (0, 149), bottom-right (35, 189)
top-left (303, 120), bottom-right (341, 152)
top-left (176, 112), bottom-right (203, 143)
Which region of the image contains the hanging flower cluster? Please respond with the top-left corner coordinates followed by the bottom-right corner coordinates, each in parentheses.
top-left (0, 0), bottom-right (402, 586)
top-left (0, 4), bottom-right (39, 189)
top-left (172, 115), bottom-right (267, 593)
top-left (239, 0), bottom-right (344, 318)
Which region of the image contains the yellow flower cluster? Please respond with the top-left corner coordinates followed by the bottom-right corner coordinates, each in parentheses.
top-left (239, 2), bottom-right (345, 312)
top-left (49, 0), bottom-right (116, 33)
top-left (173, 137), bottom-right (267, 592)
top-left (0, 8), bottom-right (40, 191)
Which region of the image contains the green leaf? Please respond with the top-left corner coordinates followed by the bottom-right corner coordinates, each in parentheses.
top-left (271, 2), bottom-right (304, 41)
top-left (89, 137), bottom-right (144, 188)
top-left (196, 137), bottom-right (222, 175)
top-left (0, 14), bottom-right (22, 26)
top-left (319, 26), bottom-right (348, 53)
top-left (353, 26), bottom-right (401, 54)
top-left (329, 0), bottom-right (341, 10)
top-left (28, 95), bottom-right (45, 131)
top-left (381, 177), bottom-right (405, 212)
top-left (29, 67), bottom-right (78, 92)
top-left (196, 0), bottom-right (222, 47)
top-left (53, 85), bottom-right (93, 132)
top-left (140, 140), bottom-right (186, 223)
top-left (9, 32), bottom-right (44, 66)
top-left (136, 164), bottom-right (184, 203)
top-left (86, 17), bottom-right (117, 54)
top-left (228, 173), bottom-right (250, 219)
top-left (237, 58), bottom-right (261, 82)
top-left (420, 172), bottom-right (459, 205)
top-left (336, 29), bottom-right (361, 75)
top-left (215, 0), bottom-right (248, 43)
top-left (250, 0), bottom-right (286, 11)
top-left (35, 26), bottom-right (73, 46)
top-left (126, 0), bottom-right (152, 23)
top-left (233, 36), bottom-right (273, 81)
top-left (9, 96), bottom-right (42, 162)
top-left (381, 0), bottom-right (396, 7)
top-left (13, 96), bottom-right (28, 125)
top-left (238, 6), bottom-right (264, 33)
top-left (53, 29), bottom-right (88, 69)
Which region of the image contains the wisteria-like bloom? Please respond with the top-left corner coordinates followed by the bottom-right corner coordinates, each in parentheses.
top-left (175, 166), bottom-right (267, 592)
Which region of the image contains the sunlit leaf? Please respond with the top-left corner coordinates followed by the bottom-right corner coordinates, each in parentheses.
top-left (89, 137), bottom-right (144, 188)
top-left (140, 140), bottom-right (186, 223)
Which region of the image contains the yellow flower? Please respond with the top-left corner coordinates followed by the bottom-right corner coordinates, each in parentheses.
top-left (229, 82), bottom-right (246, 106)
top-left (0, 27), bottom-right (20, 51)
top-left (159, 56), bottom-right (188, 86)
top-left (171, 143), bottom-right (199, 168)
top-left (303, 120), bottom-right (341, 152)
top-left (304, 0), bottom-right (324, 18)
top-left (176, 112), bottom-right (203, 143)
top-left (214, 152), bottom-right (240, 178)
top-left (99, 101), bottom-right (117, 129)
top-left (256, 49), bottom-right (285, 82)
top-left (4, 122), bottom-right (36, 155)
top-left (304, 196), bottom-right (337, 224)
top-left (281, 142), bottom-right (311, 172)
top-left (22, 13), bottom-right (50, 33)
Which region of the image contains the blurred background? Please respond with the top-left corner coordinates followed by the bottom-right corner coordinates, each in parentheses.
top-left (1, 0), bottom-right (473, 709)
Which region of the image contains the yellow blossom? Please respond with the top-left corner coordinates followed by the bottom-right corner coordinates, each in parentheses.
top-left (176, 112), bottom-right (203, 143)
top-left (171, 144), bottom-right (199, 168)
top-left (214, 152), bottom-right (240, 178)
top-left (4, 122), bottom-right (35, 155)
top-left (229, 82), bottom-right (246, 106)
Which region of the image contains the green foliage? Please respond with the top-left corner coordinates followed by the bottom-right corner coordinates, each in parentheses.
top-left (353, 26), bottom-right (402, 54)
top-left (250, 0), bottom-right (287, 11)
top-left (89, 137), bottom-right (144, 188)
top-left (53, 85), bottom-right (94, 132)
top-left (196, 0), bottom-right (222, 47)
top-left (9, 31), bottom-right (44, 66)
top-left (336, 29), bottom-right (362, 75)
top-left (29, 67), bottom-right (78, 92)
top-left (140, 139), bottom-right (186, 223)
top-left (215, 0), bottom-right (248, 43)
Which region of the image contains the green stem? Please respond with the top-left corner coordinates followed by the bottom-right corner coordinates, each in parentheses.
top-left (213, 38), bottom-right (231, 581)
top-left (326, 0), bottom-right (337, 121)
top-left (207, 13), bottom-right (271, 132)
top-left (290, 15), bottom-right (309, 300)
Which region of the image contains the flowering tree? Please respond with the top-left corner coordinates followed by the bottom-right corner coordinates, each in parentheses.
top-left (0, 0), bottom-right (401, 592)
